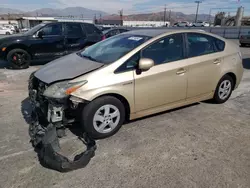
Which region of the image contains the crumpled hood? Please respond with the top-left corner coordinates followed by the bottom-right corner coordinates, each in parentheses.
top-left (34, 53), bottom-right (103, 84)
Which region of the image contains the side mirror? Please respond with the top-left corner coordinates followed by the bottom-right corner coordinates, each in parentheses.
top-left (138, 58), bottom-right (154, 71)
top-left (37, 30), bottom-right (44, 38)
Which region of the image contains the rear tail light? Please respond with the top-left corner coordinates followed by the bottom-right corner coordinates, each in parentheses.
top-left (102, 35), bottom-right (106, 40)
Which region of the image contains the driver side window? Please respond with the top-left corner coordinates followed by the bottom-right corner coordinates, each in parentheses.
top-left (141, 34), bottom-right (184, 65)
top-left (40, 24), bottom-right (62, 36)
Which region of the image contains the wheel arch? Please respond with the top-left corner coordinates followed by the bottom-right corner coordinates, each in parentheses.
top-left (92, 93), bottom-right (131, 121)
top-left (222, 72), bottom-right (237, 90)
top-left (5, 44), bottom-right (31, 59)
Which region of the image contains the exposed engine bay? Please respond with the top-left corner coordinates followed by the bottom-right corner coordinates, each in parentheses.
top-left (28, 72), bottom-right (97, 172)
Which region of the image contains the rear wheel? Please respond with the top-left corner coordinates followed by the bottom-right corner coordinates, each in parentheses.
top-left (6, 32), bottom-right (10, 35)
top-left (82, 96), bottom-right (125, 139)
top-left (213, 75), bottom-right (234, 104)
top-left (7, 49), bottom-right (31, 69)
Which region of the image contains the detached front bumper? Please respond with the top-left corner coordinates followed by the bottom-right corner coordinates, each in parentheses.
top-left (28, 72), bottom-right (96, 172)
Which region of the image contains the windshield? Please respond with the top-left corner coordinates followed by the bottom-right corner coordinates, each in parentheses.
top-left (79, 34), bottom-right (151, 64)
top-left (24, 23), bottom-right (46, 35)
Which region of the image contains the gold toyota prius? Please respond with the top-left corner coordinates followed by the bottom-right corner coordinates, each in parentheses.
top-left (29, 29), bottom-right (243, 139)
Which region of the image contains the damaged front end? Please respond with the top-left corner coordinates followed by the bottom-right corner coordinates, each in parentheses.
top-left (28, 72), bottom-right (96, 172)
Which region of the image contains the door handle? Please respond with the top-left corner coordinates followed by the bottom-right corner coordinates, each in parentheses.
top-left (176, 68), bottom-right (186, 75)
top-left (213, 59), bottom-right (221, 64)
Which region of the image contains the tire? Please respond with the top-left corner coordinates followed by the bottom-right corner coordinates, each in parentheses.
top-left (6, 32), bottom-right (10, 35)
top-left (82, 96), bottom-right (126, 139)
top-left (7, 48), bottom-right (31, 69)
top-left (213, 75), bottom-right (234, 104)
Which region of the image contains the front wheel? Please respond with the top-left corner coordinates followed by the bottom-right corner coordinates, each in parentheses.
top-left (7, 48), bottom-right (31, 69)
top-left (82, 96), bottom-right (125, 139)
top-left (6, 32), bottom-right (10, 35)
top-left (213, 75), bottom-right (234, 104)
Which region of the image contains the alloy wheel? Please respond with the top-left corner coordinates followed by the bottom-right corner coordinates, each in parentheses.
top-left (12, 52), bottom-right (28, 65)
top-left (218, 80), bottom-right (232, 100)
top-left (93, 104), bottom-right (120, 134)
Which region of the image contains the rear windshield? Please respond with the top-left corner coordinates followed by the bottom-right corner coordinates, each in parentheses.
top-left (79, 34), bottom-right (151, 64)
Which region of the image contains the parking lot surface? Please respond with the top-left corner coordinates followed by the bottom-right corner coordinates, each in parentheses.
top-left (0, 40), bottom-right (250, 188)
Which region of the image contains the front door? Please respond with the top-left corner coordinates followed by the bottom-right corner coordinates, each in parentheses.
top-left (185, 32), bottom-right (223, 98)
top-left (30, 23), bottom-right (65, 60)
top-left (134, 33), bottom-right (188, 112)
top-left (64, 22), bottom-right (86, 54)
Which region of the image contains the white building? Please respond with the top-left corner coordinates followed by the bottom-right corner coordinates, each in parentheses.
top-left (123, 21), bottom-right (170, 27)
top-left (17, 17), bottom-right (93, 29)
top-left (0, 20), bottom-right (18, 26)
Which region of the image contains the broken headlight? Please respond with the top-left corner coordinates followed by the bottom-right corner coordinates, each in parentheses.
top-left (43, 80), bottom-right (87, 99)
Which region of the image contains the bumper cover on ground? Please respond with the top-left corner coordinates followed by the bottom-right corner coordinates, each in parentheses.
top-left (29, 108), bottom-right (97, 173)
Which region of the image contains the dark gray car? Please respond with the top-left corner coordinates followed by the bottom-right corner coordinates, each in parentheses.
top-left (240, 31), bottom-right (250, 47)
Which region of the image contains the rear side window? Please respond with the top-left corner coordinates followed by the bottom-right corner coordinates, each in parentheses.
top-left (83, 24), bottom-right (102, 35)
top-left (187, 33), bottom-right (221, 57)
top-left (65, 23), bottom-right (83, 37)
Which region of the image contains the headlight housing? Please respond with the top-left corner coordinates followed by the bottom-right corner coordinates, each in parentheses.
top-left (43, 80), bottom-right (87, 99)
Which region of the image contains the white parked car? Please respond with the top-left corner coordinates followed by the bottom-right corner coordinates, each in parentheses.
top-left (20, 28), bottom-right (30, 32)
top-left (174, 21), bottom-right (192, 27)
top-left (0, 27), bottom-right (13, 35)
top-left (192, 21), bottom-right (210, 27)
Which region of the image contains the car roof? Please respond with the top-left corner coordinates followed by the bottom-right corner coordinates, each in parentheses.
top-left (47, 22), bottom-right (94, 25)
top-left (103, 28), bottom-right (118, 34)
top-left (124, 29), bottom-right (200, 37)
top-left (103, 28), bottom-right (128, 34)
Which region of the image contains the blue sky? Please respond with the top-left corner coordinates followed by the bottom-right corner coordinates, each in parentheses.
top-left (1, 0), bottom-right (250, 15)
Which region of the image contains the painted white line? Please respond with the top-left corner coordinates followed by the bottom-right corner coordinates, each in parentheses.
top-left (0, 136), bottom-right (78, 161)
top-left (0, 149), bottom-right (33, 161)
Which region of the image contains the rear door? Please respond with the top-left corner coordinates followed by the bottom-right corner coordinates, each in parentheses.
top-left (29, 23), bottom-right (65, 60)
top-left (64, 22), bottom-right (86, 54)
top-left (185, 32), bottom-right (225, 98)
top-left (82, 23), bottom-right (102, 44)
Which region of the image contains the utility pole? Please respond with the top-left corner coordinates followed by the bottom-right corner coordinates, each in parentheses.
top-left (169, 10), bottom-right (171, 21)
top-left (94, 14), bottom-right (97, 24)
top-left (194, 1), bottom-right (202, 23)
top-left (118, 9), bottom-right (123, 26)
top-left (163, 4), bottom-right (166, 25)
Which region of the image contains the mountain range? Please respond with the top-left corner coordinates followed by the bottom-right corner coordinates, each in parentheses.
top-left (124, 11), bottom-right (213, 22)
top-left (0, 7), bottom-right (213, 22)
top-left (0, 7), bottom-right (108, 19)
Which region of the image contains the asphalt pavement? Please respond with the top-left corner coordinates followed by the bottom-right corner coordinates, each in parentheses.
top-left (0, 40), bottom-right (250, 188)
